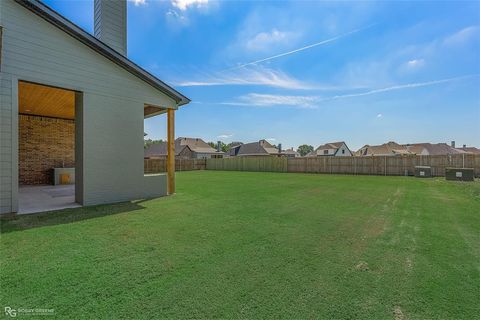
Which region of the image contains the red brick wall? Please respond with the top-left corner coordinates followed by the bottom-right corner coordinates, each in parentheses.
top-left (19, 115), bottom-right (75, 185)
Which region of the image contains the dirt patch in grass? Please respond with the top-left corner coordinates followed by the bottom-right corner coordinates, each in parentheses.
top-left (355, 261), bottom-right (369, 271)
top-left (406, 257), bottom-right (413, 271)
top-left (393, 306), bottom-right (406, 320)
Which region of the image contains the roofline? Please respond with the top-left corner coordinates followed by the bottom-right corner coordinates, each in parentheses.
top-left (192, 150), bottom-right (224, 154)
top-left (15, 0), bottom-right (190, 106)
top-left (333, 142), bottom-right (352, 156)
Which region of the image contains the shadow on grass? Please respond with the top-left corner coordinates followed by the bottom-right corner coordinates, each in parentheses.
top-left (0, 200), bottom-right (148, 234)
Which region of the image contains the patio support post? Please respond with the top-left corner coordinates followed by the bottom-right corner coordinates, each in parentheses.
top-left (167, 108), bottom-right (175, 194)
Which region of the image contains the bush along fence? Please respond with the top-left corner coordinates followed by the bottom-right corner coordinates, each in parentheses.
top-left (206, 154), bottom-right (480, 177)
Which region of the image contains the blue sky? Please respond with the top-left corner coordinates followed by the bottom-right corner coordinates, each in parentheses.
top-left (44, 0), bottom-right (480, 150)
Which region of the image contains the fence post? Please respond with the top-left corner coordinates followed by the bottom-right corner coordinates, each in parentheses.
top-left (354, 157), bottom-right (357, 175)
top-left (384, 156), bottom-right (387, 176)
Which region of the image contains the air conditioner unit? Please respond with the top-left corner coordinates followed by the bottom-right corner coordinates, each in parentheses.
top-left (415, 166), bottom-right (432, 178)
top-left (445, 168), bottom-right (474, 182)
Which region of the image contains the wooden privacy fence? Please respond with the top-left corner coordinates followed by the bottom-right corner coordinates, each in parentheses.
top-left (144, 159), bottom-right (206, 174)
top-left (206, 154), bottom-right (480, 177)
top-left (207, 157), bottom-right (288, 172)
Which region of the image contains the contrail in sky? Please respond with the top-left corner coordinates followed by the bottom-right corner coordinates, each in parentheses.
top-left (320, 74), bottom-right (480, 102)
top-left (224, 25), bottom-right (375, 72)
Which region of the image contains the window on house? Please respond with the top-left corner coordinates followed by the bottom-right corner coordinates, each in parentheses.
top-left (342, 149), bottom-right (345, 154)
top-left (324, 150), bottom-right (328, 155)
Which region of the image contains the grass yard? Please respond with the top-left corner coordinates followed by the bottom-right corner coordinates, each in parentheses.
top-left (1, 171), bottom-right (479, 319)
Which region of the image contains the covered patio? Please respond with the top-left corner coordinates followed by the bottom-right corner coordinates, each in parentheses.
top-left (18, 185), bottom-right (80, 215)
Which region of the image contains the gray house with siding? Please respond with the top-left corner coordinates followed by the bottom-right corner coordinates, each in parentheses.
top-left (0, 0), bottom-right (189, 214)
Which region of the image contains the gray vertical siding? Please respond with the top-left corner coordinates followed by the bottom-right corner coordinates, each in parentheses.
top-left (0, 0), bottom-right (172, 213)
top-left (94, 0), bottom-right (127, 55)
top-left (0, 73), bottom-right (13, 213)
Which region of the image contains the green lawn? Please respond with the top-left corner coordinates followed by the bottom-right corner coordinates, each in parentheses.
top-left (1, 171), bottom-right (479, 319)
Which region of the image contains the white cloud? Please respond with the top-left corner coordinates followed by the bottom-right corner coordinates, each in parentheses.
top-left (217, 134), bottom-right (233, 139)
top-left (175, 66), bottom-right (316, 90)
top-left (129, 0), bottom-right (147, 6)
top-left (218, 74), bottom-right (478, 109)
top-left (166, 9), bottom-right (186, 21)
top-left (222, 93), bottom-right (320, 109)
top-left (245, 29), bottom-right (295, 52)
top-left (406, 59), bottom-right (425, 68)
top-left (226, 25), bottom-right (373, 71)
top-left (376, 113), bottom-right (383, 118)
top-left (172, 0), bottom-right (208, 11)
top-left (398, 58), bottom-right (425, 74)
top-left (266, 138), bottom-right (276, 142)
top-left (443, 26), bottom-right (480, 47)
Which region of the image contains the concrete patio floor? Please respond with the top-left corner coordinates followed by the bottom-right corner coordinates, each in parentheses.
top-left (18, 184), bottom-right (80, 214)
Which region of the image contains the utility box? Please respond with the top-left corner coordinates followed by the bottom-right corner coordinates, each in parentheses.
top-left (445, 168), bottom-right (474, 181)
top-left (52, 168), bottom-right (75, 185)
top-left (415, 166), bottom-right (432, 178)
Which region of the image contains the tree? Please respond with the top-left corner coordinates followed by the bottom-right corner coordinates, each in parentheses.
top-left (144, 138), bottom-right (163, 149)
top-left (208, 141), bottom-right (229, 152)
top-left (297, 144), bottom-right (314, 156)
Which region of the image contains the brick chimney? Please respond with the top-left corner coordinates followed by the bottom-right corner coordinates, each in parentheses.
top-left (94, 0), bottom-right (127, 56)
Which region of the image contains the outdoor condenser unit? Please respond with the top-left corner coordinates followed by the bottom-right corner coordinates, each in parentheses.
top-left (415, 166), bottom-right (432, 178)
top-left (445, 168), bottom-right (474, 182)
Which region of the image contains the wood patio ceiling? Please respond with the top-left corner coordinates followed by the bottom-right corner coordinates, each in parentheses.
top-left (19, 81), bottom-right (75, 120)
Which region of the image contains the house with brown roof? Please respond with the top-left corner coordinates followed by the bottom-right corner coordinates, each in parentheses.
top-left (283, 148), bottom-right (301, 158)
top-left (145, 137), bottom-right (223, 159)
top-left (404, 143), bottom-right (467, 156)
top-left (456, 145), bottom-right (480, 154)
top-left (356, 141), bottom-right (468, 156)
top-left (355, 142), bottom-right (414, 156)
top-left (229, 139), bottom-right (281, 157)
top-left (307, 142), bottom-right (353, 157)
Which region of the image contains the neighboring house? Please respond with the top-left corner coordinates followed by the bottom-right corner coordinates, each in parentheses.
top-left (234, 140), bottom-right (282, 157)
top-left (356, 141), bottom-right (468, 156)
top-left (307, 142), bottom-right (353, 157)
top-left (224, 143), bottom-right (243, 157)
top-left (144, 142), bottom-right (193, 159)
top-left (456, 145), bottom-right (480, 154)
top-left (355, 142), bottom-right (414, 156)
top-left (283, 148), bottom-right (301, 158)
top-left (404, 143), bottom-right (467, 156)
top-left (145, 138), bottom-right (223, 159)
top-left (0, 0), bottom-right (190, 214)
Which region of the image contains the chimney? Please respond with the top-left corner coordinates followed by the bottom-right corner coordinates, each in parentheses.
top-left (94, 0), bottom-right (127, 56)
top-left (463, 144), bottom-right (466, 148)
top-left (217, 141), bottom-right (221, 152)
top-left (451, 141), bottom-right (455, 148)
top-left (278, 143), bottom-right (282, 154)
